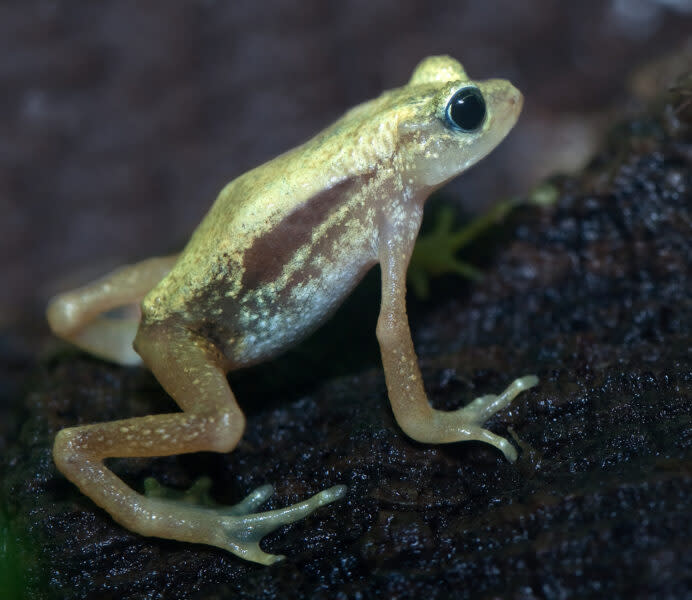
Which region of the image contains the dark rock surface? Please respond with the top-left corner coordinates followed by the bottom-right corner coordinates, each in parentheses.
top-left (2, 66), bottom-right (690, 600)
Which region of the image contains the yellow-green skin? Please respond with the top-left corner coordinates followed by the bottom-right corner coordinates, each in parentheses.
top-left (143, 55), bottom-right (523, 368)
top-left (47, 56), bottom-right (537, 565)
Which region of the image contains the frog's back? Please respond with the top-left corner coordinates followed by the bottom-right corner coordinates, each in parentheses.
top-left (140, 129), bottom-right (388, 364)
top-left (143, 142), bottom-right (355, 306)
top-left (140, 151), bottom-right (314, 319)
top-left (138, 81), bottom-right (431, 365)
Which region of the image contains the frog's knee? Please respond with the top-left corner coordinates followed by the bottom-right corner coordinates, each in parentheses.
top-left (202, 410), bottom-right (246, 454)
top-left (46, 293), bottom-right (81, 338)
top-left (53, 427), bottom-right (85, 474)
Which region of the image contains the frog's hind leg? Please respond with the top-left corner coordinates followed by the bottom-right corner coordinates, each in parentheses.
top-left (46, 255), bottom-right (178, 365)
top-left (52, 322), bottom-right (346, 564)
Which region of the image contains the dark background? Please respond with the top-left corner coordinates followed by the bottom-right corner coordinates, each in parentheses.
top-left (3, 0), bottom-right (691, 344)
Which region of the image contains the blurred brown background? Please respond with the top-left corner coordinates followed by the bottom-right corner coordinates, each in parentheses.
top-left (2, 0), bottom-right (691, 341)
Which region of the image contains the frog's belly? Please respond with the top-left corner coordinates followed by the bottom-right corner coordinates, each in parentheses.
top-left (223, 258), bottom-right (376, 367)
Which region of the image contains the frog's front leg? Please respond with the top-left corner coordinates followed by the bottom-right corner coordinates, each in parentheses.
top-left (53, 322), bottom-right (346, 564)
top-left (376, 228), bottom-right (537, 462)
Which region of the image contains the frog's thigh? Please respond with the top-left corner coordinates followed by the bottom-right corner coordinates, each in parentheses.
top-left (46, 254), bottom-right (178, 365)
top-left (53, 323), bottom-right (345, 563)
top-left (53, 323), bottom-right (246, 534)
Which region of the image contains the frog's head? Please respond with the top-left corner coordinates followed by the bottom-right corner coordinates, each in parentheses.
top-left (397, 55), bottom-right (523, 191)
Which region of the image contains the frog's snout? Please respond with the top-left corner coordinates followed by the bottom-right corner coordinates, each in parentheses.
top-left (504, 84), bottom-right (523, 113)
top-left (504, 85), bottom-right (524, 121)
top-left (511, 88), bottom-right (523, 108)
top-left (482, 79), bottom-right (523, 119)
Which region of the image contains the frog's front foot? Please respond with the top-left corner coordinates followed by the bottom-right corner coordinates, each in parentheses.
top-left (142, 479), bottom-right (347, 564)
top-left (402, 375), bottom-right (538, 462)
top-left (443, 375), bottom-right (538, 461)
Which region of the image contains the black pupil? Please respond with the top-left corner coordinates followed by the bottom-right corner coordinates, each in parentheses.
top-left (447, 88), bottom-right (486, 131)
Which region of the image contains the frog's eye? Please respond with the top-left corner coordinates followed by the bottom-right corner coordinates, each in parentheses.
top-left (445, 87), bottom-right (486, 132)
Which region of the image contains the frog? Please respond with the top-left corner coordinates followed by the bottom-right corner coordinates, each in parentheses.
top-left (47, 55), bottom-right (538, 565)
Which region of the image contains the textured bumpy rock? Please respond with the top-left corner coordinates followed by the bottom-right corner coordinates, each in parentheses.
top-left (2, 68), bottom-right (691, 600)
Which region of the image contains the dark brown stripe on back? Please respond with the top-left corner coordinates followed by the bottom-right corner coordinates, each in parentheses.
top-left (240, 177), bottom-right (358, 290)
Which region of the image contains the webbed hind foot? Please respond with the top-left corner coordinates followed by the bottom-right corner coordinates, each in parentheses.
top-left (143, 478), bottom-right (347, 564)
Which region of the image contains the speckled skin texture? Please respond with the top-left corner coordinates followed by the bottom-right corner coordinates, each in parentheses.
top-left (44, 57), bottom-right (535, 564)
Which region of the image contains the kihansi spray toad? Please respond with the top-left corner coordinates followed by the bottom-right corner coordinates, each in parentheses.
top-left (47, 55), bottom-right (538, 564)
